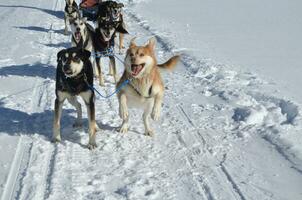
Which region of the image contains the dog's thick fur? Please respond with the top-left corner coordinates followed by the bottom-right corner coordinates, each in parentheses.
top-left (117, 38), bottom-right (180, 136)
top-left (94, 8), bottom-right (128, 86)
top-left (53, 47), bottom-right (97, 149)
top-left (70, 17), bottom-right (95, 52)
top-left (70, 17), bottom-right (98, 77)
top-left (97, 0), bottom-right (126, 53)
top-left (64, 0), bottom-right (80, 35)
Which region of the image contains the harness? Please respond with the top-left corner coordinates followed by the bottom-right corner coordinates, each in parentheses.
top-left (93, 29), bottom-right (115, 57)
top-left (94, 45), bottom-right (114, 57)
top-left (65, 2), bottom-right (79, 18)
top-left (59, 70), bottom-right (87, 96)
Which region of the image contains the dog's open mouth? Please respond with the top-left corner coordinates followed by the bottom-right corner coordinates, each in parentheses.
top-left (75, 31), bottom-right (81, 42)
top-left (64, 68), bottom-right (73, 76)
top-left (131, 63), bottom-right (145, 76)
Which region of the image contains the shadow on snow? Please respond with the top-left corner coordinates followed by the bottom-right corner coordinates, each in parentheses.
top-left (15, 26), bottom-right (66, 35)
top-left (0, 62), bottom-right (56, 80)
top-left (0, 4), bottom-right (64, 19)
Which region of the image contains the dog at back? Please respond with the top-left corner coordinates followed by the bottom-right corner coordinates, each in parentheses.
top-left (93, 5), bottom-right (128, 86)
top-left (70, 17), bottom-right (94, 52)
top-left (64, 0), bottom-right (80, 35)
top-left (117, 38), bottom-right (179, 136)
top-left (53, 47), bottom-right (98, 149)
top-left (70, 17), bottom-right (99, 76)
top-left (101, 1), bottom-right (126, 53)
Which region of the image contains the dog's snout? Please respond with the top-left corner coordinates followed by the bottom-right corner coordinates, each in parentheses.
top-left (76, 27), bottom-right (80, 32)
top-left (63, 64), bottom-right (70, 71)
top-left (131, 57), bottom-right (136, 63)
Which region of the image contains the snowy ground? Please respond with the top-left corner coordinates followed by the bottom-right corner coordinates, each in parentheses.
top-left (0, 0), bottom-right (302, 200)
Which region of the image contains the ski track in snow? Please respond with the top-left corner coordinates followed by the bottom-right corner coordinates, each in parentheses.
top-left (0, 0), bottom-right (302, 200)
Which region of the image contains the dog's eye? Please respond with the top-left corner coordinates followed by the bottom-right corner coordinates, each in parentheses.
top-left (130, 53), bottom-right (134, 57)
top-left (74, 22), bottom-right (77, 26)
top-left (140, 53), bottom-right (144, 57)
top-left (80, 22), bottom-right (83, 26)
top-left (73, 56), bottom-right (80, 62)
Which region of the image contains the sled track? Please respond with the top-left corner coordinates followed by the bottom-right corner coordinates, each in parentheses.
top-left (1, 0), bottom-right (60, 199)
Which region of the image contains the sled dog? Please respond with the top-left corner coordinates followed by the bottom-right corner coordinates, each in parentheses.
top-left (70, 17), bottom-right (95, 52)
top-left (117, 38), bottom-right (180, 136)
top-left (53, 47), bottom-right (97, 149)
top-left (70, 17), bottom-right (98, 76)
top-left (98, 0), bottom-right (127, 53)
top-left (64, 0), bottom-right (80, 35)
top-left (94, 9), bottom-right (128, 86)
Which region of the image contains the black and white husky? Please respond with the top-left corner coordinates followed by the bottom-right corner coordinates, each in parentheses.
top-left (70, 17), bottom-right (94, 52)
top-left (70, 17), bottom-right (97, 75)
top-left (98, 1), bottom-right (127, 53)
top-left (93, 20), bottom-right (128, 86)
top-left (64, 0), bottom-right (80, 35)
top-left (53, 47), bottom-right (97, 149)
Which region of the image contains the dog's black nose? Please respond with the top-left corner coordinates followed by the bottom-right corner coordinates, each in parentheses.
top-left (76, 27), bottom-right (80, 32)
top-left (63, 64), bottom-right (71, 72)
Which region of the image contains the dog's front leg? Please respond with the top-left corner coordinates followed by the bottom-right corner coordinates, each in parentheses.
top-left (119, 33), bottom-right (125, 53)
top-left (109, 56), bottom-right (117, 83)
top-left (118, 93), bottom-right (129, 133)
top-left (151, 92), bottom-right (163, 121)
top-left (81, 91), bottom-right (97, 149)
top-left (64, 15), bottom-right (68, 35)
top-left (53, 98), bottom-right (64, 142)
top-left (91, 48), bottom-right (98, 78)
top-left (143, 101), bottom-right (154, 136)
top-left (96, 57), bottom-right (105, 86)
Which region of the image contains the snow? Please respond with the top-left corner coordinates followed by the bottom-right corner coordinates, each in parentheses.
top-left (129, 0), bottom-right (302, 103)
top-left (0, 0), bottom-right (302, 199)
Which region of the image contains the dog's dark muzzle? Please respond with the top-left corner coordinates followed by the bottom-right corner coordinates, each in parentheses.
top-left (63, 64), bottom-right (72, 75)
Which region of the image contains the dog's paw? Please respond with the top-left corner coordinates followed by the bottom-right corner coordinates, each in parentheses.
top-left (51, 137), bottom-right (61, 143)
top-left (118, 48), bottom-right (125, 55)
top-left (151, 109), bottom-right (161, 121)
top-left (145, 129), bottom-right (154, 137)
top-left (119, 124), bottom-right (128, 133)
top-left (87, 143), bottom-right (97, 150)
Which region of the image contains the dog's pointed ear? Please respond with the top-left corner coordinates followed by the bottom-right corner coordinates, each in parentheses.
top-left (57, 49), bottom-right (66, 62)
top-left (82, 17), bottom-right (88, 23)
top-left (116, 23), bottom-right (128, 34)
top-left (129, 37), bottom-right (136, 48)
top-left (81, 49), bottom-right (91, 60)
top-left (146, 37), bottom-right (156, 51)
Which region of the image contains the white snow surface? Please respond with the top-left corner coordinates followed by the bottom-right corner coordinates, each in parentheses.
top-left (0, 0), bottom-right (302, 200)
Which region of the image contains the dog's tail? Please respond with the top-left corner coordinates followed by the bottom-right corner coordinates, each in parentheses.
top-left (158, 55), bottom-right (180, 70)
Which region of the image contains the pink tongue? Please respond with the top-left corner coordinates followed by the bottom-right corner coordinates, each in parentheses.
top-left (75, 32), bottom-right (81, 40)
top-left (133, 65), bottom-right (142, 75)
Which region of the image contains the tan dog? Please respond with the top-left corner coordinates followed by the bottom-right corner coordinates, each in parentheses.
top-left (117, 38), bottom-right (180, 136)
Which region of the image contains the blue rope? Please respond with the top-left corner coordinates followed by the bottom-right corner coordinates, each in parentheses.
top-left (87, 49), bottom-right (131, 99)
top-left (92, 47), bottom-right (114, 58)
top-left (86, 78), bottom-right (131, 99)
